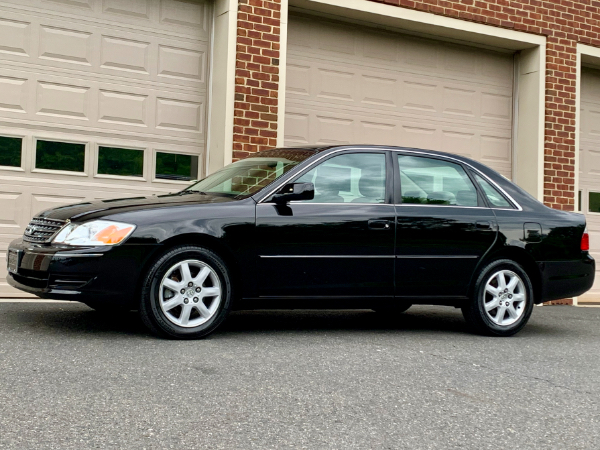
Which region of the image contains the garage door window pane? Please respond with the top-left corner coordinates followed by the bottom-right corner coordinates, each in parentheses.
top-left (98, 147), bottom-right (143, 177)
top-left (36, 140), bottom-right (85, 172)
top-left (589, 192), bottom-right (600, 213)
top-left (156, 152), bottom-right (198, 181)
top-left (295, 153), bottom-right (386, 203)
top-left (0, 136), bottom-right (22, 167)
top-left (398, 155), bottom-right (478, 207)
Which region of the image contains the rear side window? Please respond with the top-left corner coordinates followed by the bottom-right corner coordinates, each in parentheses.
top-left (474, 173), bottom-right (514, 209)
top-left (397, 155), bottom-right (478, 207)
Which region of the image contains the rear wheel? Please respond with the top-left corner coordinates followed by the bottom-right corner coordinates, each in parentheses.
top-left (139, 245), bottom-right (233, 339)
top-left (462, 259), bottom-right (534, 337)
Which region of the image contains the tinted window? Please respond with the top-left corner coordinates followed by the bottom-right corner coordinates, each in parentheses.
top-left (474, 173), bottom-right (513, 209)
top-left (590, 192), bottom-right (600, 213)
top-left (36, 140), bottom-right (85, 172)
top-left (98, 147), bottom-right (143, 177)
top-left (0, 136), bottom-right (22, 167)
top-left (398, 155), bottom-right (477, 206)
top-left (296, 153), bottom-right (386, 203)
top-left (156, 152), bottom-right (199, 181)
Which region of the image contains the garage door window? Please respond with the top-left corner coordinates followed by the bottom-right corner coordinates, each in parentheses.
top-left (98, 147), bottom-right (144, 177)
top-left (36, 140), bottom-right (85, 172)
top-left (589, 192), bottom-right (600, 214)
top-left (156, 152), bottom-right (199, 181)
top-left (0, 136), bottom-right (22, 168)
top-left (398, 155), bottom-right (478, 207)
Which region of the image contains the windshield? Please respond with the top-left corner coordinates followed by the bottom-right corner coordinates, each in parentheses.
top-left (185, 149), bottom-right (316, 198)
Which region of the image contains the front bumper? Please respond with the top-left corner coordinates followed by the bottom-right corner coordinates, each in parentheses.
top-left (540, 253), bottom-right (596, 302)
top-left (6, 238), bottom-right (157, 306)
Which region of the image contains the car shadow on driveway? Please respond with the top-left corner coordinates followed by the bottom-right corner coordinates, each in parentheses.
top-left (0, 303), bottom-right (564, 339)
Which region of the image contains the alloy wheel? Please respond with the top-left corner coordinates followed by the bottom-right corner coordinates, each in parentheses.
top-left (482, 269), bottom-right (527, 327)
top-left (158, 259), bottom-right (222, 328)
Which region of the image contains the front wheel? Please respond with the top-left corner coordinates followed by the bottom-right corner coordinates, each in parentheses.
top-left (139, 245), bottom-right (233, 339)
top-left (462, 259), bottom-right (534, 337)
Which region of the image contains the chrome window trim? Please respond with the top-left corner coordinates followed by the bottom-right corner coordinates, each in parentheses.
top-left (394, 203), bottom-right (485, 210)
top-left (256, 147), bottom-right (523, 211)
top-left (396, 255), bottom-right (479, 259)
top-left (285, 202), bottom-right (394, 206)
top-left (53, 253), bottom-right (104, 258)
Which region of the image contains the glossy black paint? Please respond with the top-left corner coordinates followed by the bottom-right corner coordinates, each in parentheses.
top-left (6, 145), bottom-right (595, 309)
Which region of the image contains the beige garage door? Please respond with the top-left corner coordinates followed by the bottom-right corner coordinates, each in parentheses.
top-left (579, 68), bottom-right (600, 303)
top-left (0, 0), bottom-right (211, 296)
top-left (285, 14), bottom-right (514, 178)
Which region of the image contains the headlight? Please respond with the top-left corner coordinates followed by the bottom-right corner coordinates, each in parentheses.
top-left (53, 220), bottom-right (136, 246)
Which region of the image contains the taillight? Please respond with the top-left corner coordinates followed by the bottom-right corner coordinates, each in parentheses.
top-left (581, 228), bottom-right (590, 252)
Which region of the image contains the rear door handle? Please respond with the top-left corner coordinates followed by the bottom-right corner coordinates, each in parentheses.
top-left (368, 220), bottom-right (391, 230)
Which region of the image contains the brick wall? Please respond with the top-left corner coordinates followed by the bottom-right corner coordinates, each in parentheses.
top-left (234, 0), bottom-right (281, 161)
top-left (233, 0), bottom-right (599, 214)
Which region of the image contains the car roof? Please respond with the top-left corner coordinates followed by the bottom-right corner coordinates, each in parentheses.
top-left (270, 144), bottom-right (481, 167)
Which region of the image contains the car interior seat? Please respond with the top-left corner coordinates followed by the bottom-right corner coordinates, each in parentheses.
top-left (351, 169), bottom-right (385, 203)
top-left (313, 167), bottom-right (345, 203)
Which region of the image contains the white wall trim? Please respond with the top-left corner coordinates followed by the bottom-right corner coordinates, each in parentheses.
top-left (207, 0), bottom-right (238, 174)
top-left (281, 0), bottom-right (546, 199)
top-left (576, 44), bottom-right (600, 205)
top-left (277, 0), bottom-right (289, 147)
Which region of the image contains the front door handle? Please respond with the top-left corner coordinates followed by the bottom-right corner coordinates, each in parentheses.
top-left (368, 220), bottom-right (391, 230)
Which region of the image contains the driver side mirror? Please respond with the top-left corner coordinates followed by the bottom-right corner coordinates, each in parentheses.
top-left (271, 182), bottom-right (314, 204)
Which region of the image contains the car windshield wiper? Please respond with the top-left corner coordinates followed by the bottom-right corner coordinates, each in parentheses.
top-left (178, 190), bottom-right (207, 196)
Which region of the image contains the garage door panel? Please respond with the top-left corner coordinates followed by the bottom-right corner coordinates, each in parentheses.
top-left (286, 14), bottom-right (514, 179)
top-left (287, 54), bottom-right (513, 128)
top-left (285, 103), bottom-right (512, 176)
top-left (0, 0), bottom-right (211, 297)
top-left (288, 16), bottom-right (512, 88)
top-left (0, 65), bottom-right (205, 140)
top-left (0, 5), bottom-right (208, 89)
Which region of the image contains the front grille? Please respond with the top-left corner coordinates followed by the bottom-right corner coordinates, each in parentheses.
top-left (23, 218), bottom-right (68, 243)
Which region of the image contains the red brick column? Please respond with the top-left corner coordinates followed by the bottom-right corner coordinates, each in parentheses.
top-left (233, 0), bottom-right (282, 161)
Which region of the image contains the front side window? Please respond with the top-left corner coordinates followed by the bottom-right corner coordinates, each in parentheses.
top-left (398, 155), bottom-right (478, 207)
top-left (295, 152), bottom-right (386, 203)
top-left (186, 149), bottom-right (315, 197)
top-left (474, 173), bottom-right (513, 209)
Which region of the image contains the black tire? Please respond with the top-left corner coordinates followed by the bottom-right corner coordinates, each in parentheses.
top-left (462, 259), bottom-right (534, 337)
top-left (139, 245), bottom-right (233, 339)
top-left (372, 303), bottom-right (412, 314)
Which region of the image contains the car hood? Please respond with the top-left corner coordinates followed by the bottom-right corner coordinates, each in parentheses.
top-left (35, 192), bottom-right (237, 222)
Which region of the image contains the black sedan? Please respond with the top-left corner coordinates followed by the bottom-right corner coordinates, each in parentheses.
top-left (6, 145), bottom-right (595, 338)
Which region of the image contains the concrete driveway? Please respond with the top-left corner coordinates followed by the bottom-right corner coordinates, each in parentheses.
top-left (0, 302), bottom-right (598, 449)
